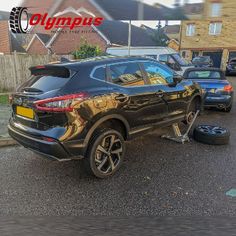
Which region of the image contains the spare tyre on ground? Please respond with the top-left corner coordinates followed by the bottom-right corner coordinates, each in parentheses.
top-left (193, 125), bottom-right (230, 145)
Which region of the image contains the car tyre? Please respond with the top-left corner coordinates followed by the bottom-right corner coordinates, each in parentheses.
top-left (225, 70), bottom-right (230, 76)
top-left (84, 128), bottom-right (125, 178)
top-left (224, 104), bottom-right (232, 113)
top-left (193, 125), bottom-right (230, 145)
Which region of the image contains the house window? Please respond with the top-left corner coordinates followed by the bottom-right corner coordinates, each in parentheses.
top-left (186, 24), bottom-right (195, 36)
top-left (210, 3), bottom-right (222, 17)
top-left (209, 22), bottom-right (222, 35)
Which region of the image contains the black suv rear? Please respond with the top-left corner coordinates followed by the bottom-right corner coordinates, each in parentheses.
top-left (8, 56), bottom-right (202, 178)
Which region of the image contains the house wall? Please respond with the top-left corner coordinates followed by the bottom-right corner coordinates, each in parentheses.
top-left (0, 21), bottom-right (11, 54)
top-left (180, 20), bottom-right (236, 69)
top-left (204, 0), bottom-right (236, 19)
top-left (27, 38), bottom-right (49, 55)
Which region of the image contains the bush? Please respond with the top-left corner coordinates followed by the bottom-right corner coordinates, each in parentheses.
top-left (72, 41), bottom-right (104, 59)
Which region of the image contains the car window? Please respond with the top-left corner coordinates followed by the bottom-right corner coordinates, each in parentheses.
top-left (172, 54), bottom-right (190, 66)
top-left (193, 57), bottom-right (210, 63)
top-left (187, 70), bottom-right (221, 79)
top-left (18, 67), bottom-right (73, 93)
top-left (159, 54), bottom-right (168, 63)
top-left (93, 66), bottom-right (106, 81)
top-left (142, 62), bottom-right (174, 85)
top-left (109, 62), bottom-right (145, 87)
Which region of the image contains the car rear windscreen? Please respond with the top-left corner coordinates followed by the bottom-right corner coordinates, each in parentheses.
top-left (193, 57), bottom-right (210, 63)
top-left (19, 66), bottom-right (74, 93)
top-left (187, 70), bottom-right (222, 79)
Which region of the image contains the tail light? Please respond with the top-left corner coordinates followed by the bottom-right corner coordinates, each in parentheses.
top-left (224, 85), bottom-right (233, 92)
top-left (34, 93), bottom-right (88, 112)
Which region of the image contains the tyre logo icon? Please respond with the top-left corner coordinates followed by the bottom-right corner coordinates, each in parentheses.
top-left (10, 7), bottom-right (29, 34)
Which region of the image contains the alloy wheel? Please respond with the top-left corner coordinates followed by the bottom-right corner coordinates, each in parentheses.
top-left (94, 134), bottom-right (123, 174)
top-left (198, 125), bottom-right (227, 135)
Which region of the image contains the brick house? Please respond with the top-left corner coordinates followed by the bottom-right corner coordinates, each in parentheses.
top-left (27, 20), bottom-right (157, 55)
top-left (0, 11), bottom-right (26, 54)
top-left (22, 0), bottom-right (184, 55)
top-left (180, 19), bottom-right (236, 70)
top-left (203, 0), bottom-right (236, 19)
top-left (21, 0), bottom-right (181, 20)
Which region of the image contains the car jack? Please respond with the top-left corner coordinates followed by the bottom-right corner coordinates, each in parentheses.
top-left (161, 110), bottom-right (200, 144)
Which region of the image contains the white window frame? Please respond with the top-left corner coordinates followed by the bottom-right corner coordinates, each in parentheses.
top-left (210, 3), bottom-right (222, 17)
top-left (186, 24), bottom-right (195, 37)
top-left (209, 22), bottom-right (222, 35)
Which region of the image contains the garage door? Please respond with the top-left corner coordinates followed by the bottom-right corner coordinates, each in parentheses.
top-left (229, 51), bottom-right (236, 60)
top-left (203, 51), bottom-right (222, 68)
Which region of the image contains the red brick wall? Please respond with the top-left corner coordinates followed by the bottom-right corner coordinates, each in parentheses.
top-left (27, 37), bottom-right (48, 54)
top-left (24, 0), bottom-right (108, 55)
top-left (50, 26), bottom-right (107, 55)
top-left (22, 0), bottom-right (105, 17)
top-left (0, 21), bottom-right (11, 54)
top-left (21, 0), bottom-right (55, 14)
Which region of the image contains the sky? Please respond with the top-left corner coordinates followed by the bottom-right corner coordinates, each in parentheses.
top-left (1, 0), bottom-right (203, 11)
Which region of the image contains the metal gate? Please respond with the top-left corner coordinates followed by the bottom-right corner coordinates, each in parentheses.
top-left (203, 51), bottom-right (223, 68)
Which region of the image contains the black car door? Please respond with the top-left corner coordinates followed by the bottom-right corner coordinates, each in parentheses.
top-left (141, 61), bottom-right (188, 118)
top-left (107, 61), bottom-right (168, 128)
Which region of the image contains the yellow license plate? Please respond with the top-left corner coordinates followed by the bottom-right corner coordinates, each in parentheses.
top-left (16, 106), bottom-right (34, 119)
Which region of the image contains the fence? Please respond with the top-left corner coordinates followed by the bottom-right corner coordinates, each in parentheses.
top-left (0, 53), bottom-right (64, 91)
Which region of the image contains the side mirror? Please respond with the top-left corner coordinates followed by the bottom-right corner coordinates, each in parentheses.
top-left (173, 74), bottom-right (183, 83)
top-left (169, 74), bottom-right (183, 87)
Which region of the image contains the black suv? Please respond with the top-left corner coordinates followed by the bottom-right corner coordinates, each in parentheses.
top-left (8, 56), bottom-right (202, 178)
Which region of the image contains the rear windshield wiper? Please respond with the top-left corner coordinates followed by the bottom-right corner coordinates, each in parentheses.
top-left (23, 87), bottom-right (43, 93)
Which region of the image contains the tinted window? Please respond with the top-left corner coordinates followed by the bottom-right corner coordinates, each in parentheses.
top-left (159, 54), bottom-right (168, 63)
top-left (142, 62), bottom-right (174, 85)
top-left (193, 57), bottom-right (210, 63)
top-left (19, 68), bottom-right (73, 93)
top-left (93, 66), bottom-right (106, 81)
top-left (172, 53), bottom-right (190, 66)
top-left (109, 62), bottom-right (145, 87)
top-left (187, 70), bottom-right (222, 79)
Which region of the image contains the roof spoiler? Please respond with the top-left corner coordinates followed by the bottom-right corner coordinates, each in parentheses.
top-left (29, 65), bottom-right (70, 78)
top-left (60, 57), bottom-right (71, 63)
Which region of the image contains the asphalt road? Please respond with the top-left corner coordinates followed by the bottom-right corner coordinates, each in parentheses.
top-left (0, 78), bottom-right (236, 216)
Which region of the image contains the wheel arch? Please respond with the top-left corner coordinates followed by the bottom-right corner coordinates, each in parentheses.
top-left (83, 114), bottom-right (130, 148)
top-left (187, 94), bottom-right (203, 113)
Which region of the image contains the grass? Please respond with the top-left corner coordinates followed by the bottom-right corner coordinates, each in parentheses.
top-left (0, 94), bottom-right (9, 105)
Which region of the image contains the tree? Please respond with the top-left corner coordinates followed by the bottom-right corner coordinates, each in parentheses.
top-left (72, 40), bottom-right (104, 59)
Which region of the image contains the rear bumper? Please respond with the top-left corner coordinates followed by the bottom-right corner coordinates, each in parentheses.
top-left (8, 124), bottom-right (85, 161)
top-left (204, 94), bottom-right (233, 108)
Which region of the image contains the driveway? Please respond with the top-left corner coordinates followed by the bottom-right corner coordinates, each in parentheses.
top-left (0, 78), bottom-right (235, 216)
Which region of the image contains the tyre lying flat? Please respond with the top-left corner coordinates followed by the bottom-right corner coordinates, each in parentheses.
top-left (193, 125), bottom-right (230, 145)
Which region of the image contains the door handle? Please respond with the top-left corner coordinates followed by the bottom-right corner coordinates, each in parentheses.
top-left (115, 94), bottom-right (129, 102)
top-left (155, 91), bottom-right (164, 98)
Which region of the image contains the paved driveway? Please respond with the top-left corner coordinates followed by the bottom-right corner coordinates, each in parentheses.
top-left (0, 78), bottom-right (235, 216)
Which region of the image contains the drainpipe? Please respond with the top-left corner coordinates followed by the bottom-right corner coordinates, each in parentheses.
top-left (128, 20), bottom-right (132, 56)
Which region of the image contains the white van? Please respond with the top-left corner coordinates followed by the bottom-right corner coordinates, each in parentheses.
top-left (106, 46), bottom-right (194, 76)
